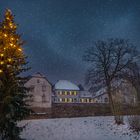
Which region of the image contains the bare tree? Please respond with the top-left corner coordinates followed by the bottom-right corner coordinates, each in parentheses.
top-left (83, 39), bottom-right (139, 123)
top-left (124, 62), bottom-right (140, 104)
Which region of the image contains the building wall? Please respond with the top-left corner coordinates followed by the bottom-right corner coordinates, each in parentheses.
top-left (53, 90), bottom-right (109, 104)
top-left (94, 94), bottom-right (109, 103)
top-left (53, 90), bottom-right (79, 103)
top-left (25, 74), bottom-right (52, 108)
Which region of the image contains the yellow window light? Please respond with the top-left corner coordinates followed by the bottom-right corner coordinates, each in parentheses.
top-left (74, 91), bottom-right (77, 95)
top-left (64, 98), bottom-right (67, 102)
top-left (0, 69), bottom-right (3, 73)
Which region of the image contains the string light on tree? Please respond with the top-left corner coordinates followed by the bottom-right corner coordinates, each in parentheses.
top-left (0, 9), bottom-right (24, 75)
top-left (0, 9), bottom-right (31, 140)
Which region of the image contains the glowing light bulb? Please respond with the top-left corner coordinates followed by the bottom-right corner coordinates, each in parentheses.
top-left (4, 34), bottom-right (7, 37)
top-left (10, 43), bottom-right (13, 46)
top-left (8, 58), bottom-right (12, 62)
top-left (6, 17), bottom-right (10, 20)
top-left (0, 69), bottom-right (3, 73)
top-left (11, 37), bottom-right (14, 41)
top-left (0, 54), bottom-right (4, 57)
top-left (0, 61), bottom-right (4, 65)
top-left (18, 48), bottom-right (22, 51)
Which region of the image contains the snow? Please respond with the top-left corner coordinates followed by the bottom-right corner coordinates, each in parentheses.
top-left (55, 80), bottom-right (80, 90)
top-left (20, 116), bottom-right (140, 140)
top-left (80, 90), bottom-right (92, 97)
top-left (94, 88), bottom-right (106, 97)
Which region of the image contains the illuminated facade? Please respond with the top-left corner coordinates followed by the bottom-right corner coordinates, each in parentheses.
top-left (53, 80), bottom-right (109, 104)
top-left (53, 80), bottom-right (80, 103)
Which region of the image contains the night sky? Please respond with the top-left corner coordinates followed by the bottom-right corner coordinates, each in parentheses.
top-left (0, 0), bottom-right (140, 84)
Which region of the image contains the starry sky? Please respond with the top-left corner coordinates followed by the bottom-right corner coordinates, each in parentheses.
top-left (0, 0), bottom-right (140, 84)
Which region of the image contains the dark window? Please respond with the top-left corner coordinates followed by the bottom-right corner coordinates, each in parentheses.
top-left (104, 97), bottom-right (108, 103)
top-left (30, 85), bottom-right (35, 92)
top-left (67, 91), bottom-right (70, 95)
top-left (37, 79), bottom-right (40, 83)
top-left (42, 85), bottom-right (46, 92)
top-left (42, 94), bottom-right (46, 102)
top-left (72, 91), bottom-right (74, 95)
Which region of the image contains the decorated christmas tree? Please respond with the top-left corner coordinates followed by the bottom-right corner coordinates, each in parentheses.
top-left (0, 9), bottom-right (31, 140)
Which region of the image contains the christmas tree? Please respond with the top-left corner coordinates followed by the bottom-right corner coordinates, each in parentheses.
top-left (0, 9), bottom-right (31, 140)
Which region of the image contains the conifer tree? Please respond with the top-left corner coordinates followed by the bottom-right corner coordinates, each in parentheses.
top-left (0, 9), bottom-right (31, 140)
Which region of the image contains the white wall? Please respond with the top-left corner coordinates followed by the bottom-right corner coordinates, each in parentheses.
top-left (25, 74), bottom-right (52, 108)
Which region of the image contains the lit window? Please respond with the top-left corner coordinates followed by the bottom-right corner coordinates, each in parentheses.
top-left (59, 91), bottom-right (62, 95)
top-left (87, 99), bottom-right (89, 103)
top-left (69, 98), bottom-right (72, 102)
top-left (65, 91), bottom-right (67, 95)
top-left (70, 91), bottom-right (72, 95)
top-left (74, 91), bottom-right (77, 95)
top-left (64, 98), bottom-right (67, 102)
top-left (81, 98), bottom-right (84, 103)
top-left (59, 98), bottom-right (62, 102)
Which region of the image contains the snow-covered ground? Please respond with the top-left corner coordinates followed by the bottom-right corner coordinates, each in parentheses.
top-left (20, 116), bottom-right (140, 140)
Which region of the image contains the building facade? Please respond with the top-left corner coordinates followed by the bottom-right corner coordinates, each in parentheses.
top-left (25, 72), bottom-right (52, 109)
top-left (52, 80), bottom-right (80, 103)
top-left (52, 80), bottom-right (109, 104)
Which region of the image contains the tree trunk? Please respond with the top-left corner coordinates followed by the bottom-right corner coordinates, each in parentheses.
top-left (135, 85), bottom-right (140, 105)
top-left (107, 83), bottom-right (124, 124)
top-left (107, 84), bottom-right (115, 115)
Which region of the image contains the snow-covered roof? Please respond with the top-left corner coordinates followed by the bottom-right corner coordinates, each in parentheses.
top-left (93, 88), bottom-right (106, 98)
top-left (79, 91), bottom-right (92, 98)
top-left (32, 72), bottom-right (46, 78)
top-left (55, 80), bottom-right (80, 90)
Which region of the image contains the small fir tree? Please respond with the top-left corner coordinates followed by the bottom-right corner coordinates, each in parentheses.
top-left (0, 9), bottom-right (31, 140)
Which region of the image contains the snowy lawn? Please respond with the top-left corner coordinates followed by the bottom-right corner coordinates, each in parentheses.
top-left (20, 116), bottom-right (140, 140)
